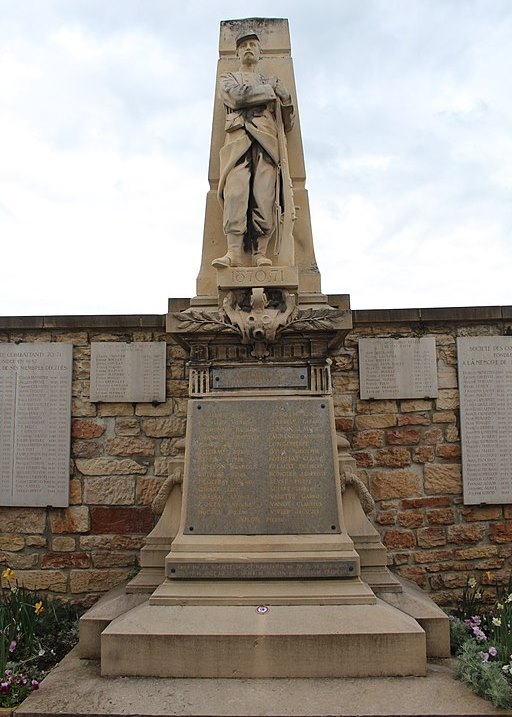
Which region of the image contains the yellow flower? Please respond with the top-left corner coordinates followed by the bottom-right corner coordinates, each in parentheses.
top-left (485, 571), bottom-right (493, 581)
top-left (2, 567), bottom-right (15, 581)
top-left (34, 601), bottom-right (44, 615)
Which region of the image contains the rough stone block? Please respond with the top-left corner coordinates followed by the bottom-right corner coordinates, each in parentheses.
top-left (72, 398), bottom-right (97, 417)
top-left (417, 528), bottom-right (446, 548)
top-left (397, 414), bottom-right (430, 426)
top-left (383, 530), bottom-right (415, 549)
top-left (334, 417), bottom-right (354, 432)
top-left (90, 507), bottom-right (153, 534)
top-left (0, 535), bottom-right (25, 551)
top-left (76, 458), bottom-right (147, 475)
top-left (399, 400), bottom-right (432, 413)
top-left (52, 537), bottom-right (76, 552)
top-left (435, 444), bottom-right (461, 460)
top-left (413, 549), bottom-right (453, 564)
top-left (375, 448), bottom-right (411, 467)
top-left (356, 399), bottom-right (397, 415)
top-left (49, 507), bottom-right (90, 534)
top-left (454, 546), bottom-right (497, 560)
top-left (435, 390), bottom-right (459, 410)
top-left (0, 508), bottom-right (46, 534)
top-left (397, 511), bottom-right (423, 528)
top-left (72, 420), bottom-right (105, 439)
top-left (426, 509), bottom-right (455, 525)
top-left (70, 569), bottom-right (130, 594)
top-left (424, 427), bottom-right (443, 445)
top-left (447, 524), bottom-right (486, 545)
top-left (14, 570), bottom-right (67, 592)
top-left (106, 437), bottom-right (155, 456)
top-left (371, 470), bottom-right (420, 500)
top-left (413, 446), bottom-right (435, 463)
top-left (80, 535), bottom-right (145, 551)
top-left (424, 464), bottom-right (462, 494)
top-left (84, 477), bottom-right (135, 505)
top-left (402, 497), bottom-right (450, 509)
top-left (136, 477), bottom-right (164, 505)
top-left (460, 505), bottom-right (502, 522)
top-left (432, 411), bottom-right (457, 424)
top-left (355, 415), bottom-right (397, 430)
top-left (72, 440), bottom-right (102, 458)
top-left (142, 417), bottom-right (186, 438)
top-left (352, 430), bottom-right (383, 449)
top-left (386, 429), bottom-right (420, 445)
top-left (375, 511), bottom-right (396, 526)
top-left (489, 522), bottom-right (512, 544)
top-left (92, 552), bottom-right (137, 568)
top-left (351, 451), bottom-right (373, 467)
top-left (115, 418), bottom-right (141, 436)
top-left (42, 552), bottom-right (90, 569)
top-left (135, 400), bottom-right (174, 416)
top-left (98, 403), bottom-right (134, 417)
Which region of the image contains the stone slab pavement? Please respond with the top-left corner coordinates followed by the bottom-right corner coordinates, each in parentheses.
top-left (16, 647), bottom-right (512, 717)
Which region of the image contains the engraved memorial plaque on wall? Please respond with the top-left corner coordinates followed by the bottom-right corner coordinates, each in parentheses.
top-left (0, 343), bottom-right (72, 507)
top-left (359, 337), bottom-right (438, 399)
top-left (185, 396), bottom-right (340, 534)
top-left (90, 342), bottom-right (166, 403)
top-left (458, 337), bottom-right (512, 504)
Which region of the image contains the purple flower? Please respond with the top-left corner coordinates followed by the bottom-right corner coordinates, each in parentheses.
top-left (8, 639), bottom-right (17, 653)
top-left (0, 682), bottom-right (10, 694)
top-left (31, 679), bottom-right (39, 690)
top-left (479, 651), bottom-right (489, 661)
top-left (489, 646), bottom-right (498, 657)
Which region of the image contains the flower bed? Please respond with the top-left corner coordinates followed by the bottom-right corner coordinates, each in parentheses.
top-left (450, 575), bottom-right (512, 708)
top-left (1, 568), bottom-right (82, 709)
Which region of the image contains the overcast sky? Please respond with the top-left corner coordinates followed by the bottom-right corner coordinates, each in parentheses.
top-left (1, 0), bottom-right (511, 316)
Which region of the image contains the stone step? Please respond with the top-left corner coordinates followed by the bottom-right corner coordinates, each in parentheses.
top-left (101, 599), bottom-right (426, 678)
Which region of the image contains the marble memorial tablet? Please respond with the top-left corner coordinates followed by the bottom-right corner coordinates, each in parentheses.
top-left (0, 343), bottom-right (72, 507)
top-left (359, 337), bottom-right (438, 399)
top-left (90, 342), bottom-right (166, 403)
top-left (458, 337), bottom-right (512, 504)
top-left (184, 396), bottom-right (340, 534)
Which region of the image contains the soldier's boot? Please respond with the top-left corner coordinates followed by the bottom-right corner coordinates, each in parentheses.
top-left (212, 234), bottom-right (243, 268)
top-left (252, 235), bottom-right (272, 266)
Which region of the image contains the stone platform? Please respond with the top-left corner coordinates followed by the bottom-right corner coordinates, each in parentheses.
top-left (17, 647), bottom-right (512, 717)
top-left (100, 600), bottom-right (425, 678)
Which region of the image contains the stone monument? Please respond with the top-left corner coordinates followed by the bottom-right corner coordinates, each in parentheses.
top-left (80, 17), bottom-right (449, 678)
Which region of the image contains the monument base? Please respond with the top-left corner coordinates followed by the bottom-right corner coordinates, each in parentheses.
top-left (100, 600), bottom-right (426, 678)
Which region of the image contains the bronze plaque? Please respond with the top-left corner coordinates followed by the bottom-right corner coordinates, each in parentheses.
top-left (167, 560), bottom-right (356, 579)
top-left (212, 366), bottom-right (308, 390)
top-left (185, 397), bottom-right (340, 534)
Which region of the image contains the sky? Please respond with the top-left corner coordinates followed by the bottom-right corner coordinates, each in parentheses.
top-left (1, 0), bottom-right (511, 316)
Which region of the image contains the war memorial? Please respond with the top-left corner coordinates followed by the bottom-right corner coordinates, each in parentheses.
top-left (2, 16), bottom-right (512, 715)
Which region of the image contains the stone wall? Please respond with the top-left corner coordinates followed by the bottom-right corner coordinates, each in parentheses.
top-left (0, 307), bottom-right (510, 609)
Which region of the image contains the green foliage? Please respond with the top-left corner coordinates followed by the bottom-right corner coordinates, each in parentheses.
top-left (1, 568), bottom-right (83, 707)
top-left (452, 575), bottom-right (482, 621)
top-left (456, 639), bottom-right (512, 709)
top-left (449, 617), bottom-right (470, 656)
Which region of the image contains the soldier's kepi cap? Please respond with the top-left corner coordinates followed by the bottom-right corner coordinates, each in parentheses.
top-left (235, 29), bottom-right (260, 47)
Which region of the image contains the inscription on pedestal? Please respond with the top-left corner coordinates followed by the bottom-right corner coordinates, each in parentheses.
top-left (359, 338), bottom-right (438, 399)
top-left (458, 337), bottom-right (512, 504)
top-left (185, 397), bottom-right (340, 534)
top-left (212, 366), bottom-right (308, 390)
top-left (90, 342), bottom-right (166, 403)
top-left (216, 265), bottom-right (299, 289)
top-left (167, 560), bottom-right (357, 579)
top-left (0, 343), bottom-right (72, 507)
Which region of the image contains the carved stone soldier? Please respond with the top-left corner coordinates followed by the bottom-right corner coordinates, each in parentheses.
top-left (212, 30), bottom-right (295, 269)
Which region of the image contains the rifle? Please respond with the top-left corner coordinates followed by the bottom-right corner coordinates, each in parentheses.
top-left (274, 98), bottom-right (295, 266)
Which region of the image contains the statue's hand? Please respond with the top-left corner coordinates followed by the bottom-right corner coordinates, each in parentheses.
top-left (269, 75), bottom-right (291, 104)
